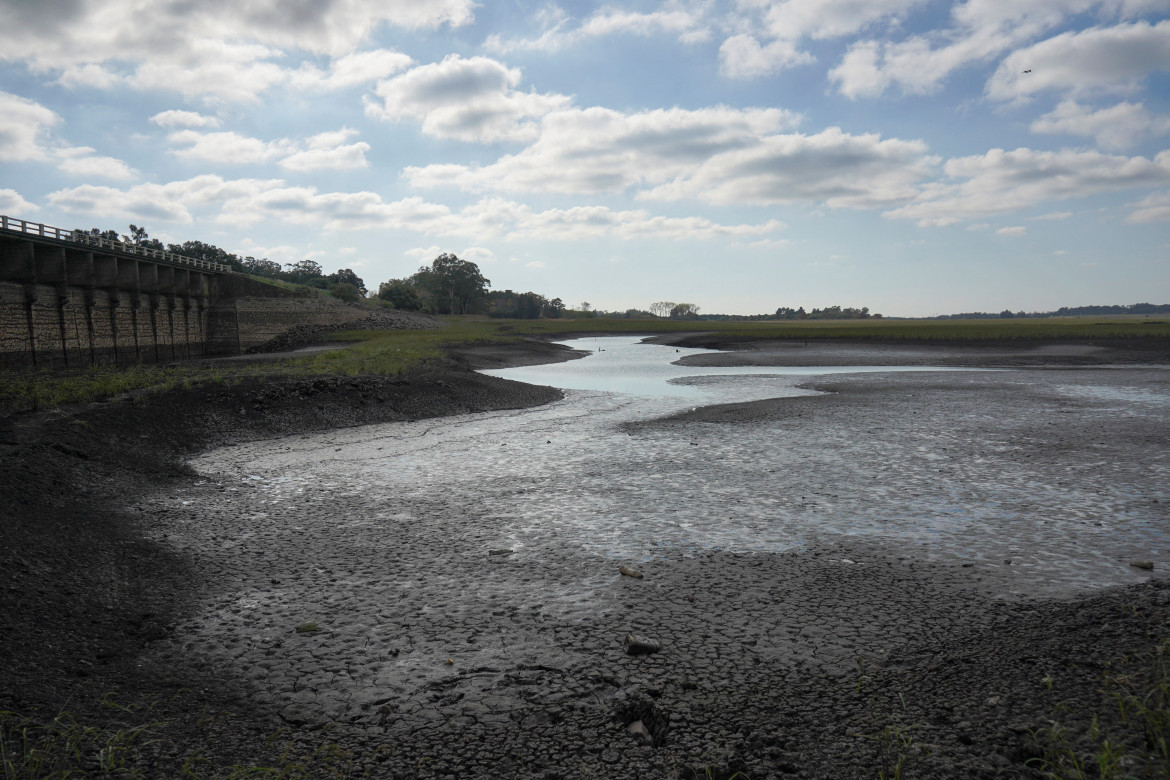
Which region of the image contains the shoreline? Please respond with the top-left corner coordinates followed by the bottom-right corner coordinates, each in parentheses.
top-left (2, 336), bottom-right (1168, 778)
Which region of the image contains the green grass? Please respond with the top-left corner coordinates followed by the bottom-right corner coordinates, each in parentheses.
top-left (0, 702), bottom-right (373, 779)
top-left (1, 707), bottom-right (163, 779)
top-left (2, 315), bottom-right (1166, 417)
top-left (508, 315), bottom-right (1170, 341)
top-left (1030, 639), bottom-right (1169, 779)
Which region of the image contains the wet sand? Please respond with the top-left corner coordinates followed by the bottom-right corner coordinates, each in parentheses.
top-left (3, 338), bottom-right (1168, 778)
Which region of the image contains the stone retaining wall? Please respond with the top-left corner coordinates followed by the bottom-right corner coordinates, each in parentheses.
top-left (0, 238), bottom-right (371, 370)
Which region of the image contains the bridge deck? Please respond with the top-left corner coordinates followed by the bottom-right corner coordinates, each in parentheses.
top-left (0, 215), bottom-right (230, 273)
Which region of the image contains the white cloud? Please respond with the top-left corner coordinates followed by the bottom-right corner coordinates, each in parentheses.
top-left (365, 55), bottom-right (571, 143)
top-left (128, 41), bottom-right (290, 103)
top-left (168, 130), bottom-right (296, 165)
top-left (405, 245), bottom-right (443, 259)
top-left (0, 91), bottom-right (137, 180)
top-left (54, 148), bottom-right (138, 180)
top-left (405, 105), bottom-right (807, 197)
top-left (44, 174), bottom-right (789, 242)
top-left (526, 260), bottom-right (546, 268)
top-left (995, 225), bottom-right (1027, 235)
top-left (462, 246), bottom-right (495, 262)
top-left (886, 147), bottom-right (1170, 225)
top-left (167, 127), bottom-right (370, 171)
top-left (1029, 211), bottom-right (1074, 220)
top-left (150, 110), bottom-right (222, 129)
top-left (486, 6), bottom-right (707, 54)
top-left (291, 49), bottom-right (413, 91)
top-left (0, 0), bottom-right (473, 64)
top-left (1030, 100), bottom-right (1170, 150)
top-left (0, 1), bottom-right (471, 102)
top-left (0, 188), bottom-right (37, 213)
top-left (0, 91), bottom-right (59, 162)
top-left (718, 34), bottom-right (814, 78)
top-left (55, 64), bottom-right (120, 89)
top-left (640, 127), bottom-right (934, 208)
top-left (987, 20), bottom-right (1170, 102)
top-left (580, 8), bottom-right (707, 40)
top-left (279, 144), bottom-right (370, 172)
top-left (279, 129), bottom-right (370, 172)
top-left (495, 202), bottom-right (788, 242)
top-left (826, 0), bottom-right (1163, 99)
top-left (46, 175), bottom-right (285, 223)
top-left (718, 0), bottom-right (928, 79)
top-left (1127, 190), bottom-right (1170, 223)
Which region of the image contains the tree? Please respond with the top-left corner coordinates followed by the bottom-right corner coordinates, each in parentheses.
top-left (284, 259), bottom-right (324, 283)
top-left (75, 227), bottom-right (121, 243)
top-left (547, 298), bottom-right (565, 318)
top-left (240, 256), bottom-right (283, 277)
top-left (329, 282), bottom-right (361, 302)
top-left (669, 302), bottom-right (700, 319)
top-left (333, 268), bottom-right (367, 296)
top-left (411, 253), bottom-right (490, 315)
top-left (378, 279), bottom-right (423, 311)
top-left (123, 224), bottom-right (148, 244)
top-left (649, 301), bottom-right (676, 318)
top-left (168, 240), bottom-right (240, 270)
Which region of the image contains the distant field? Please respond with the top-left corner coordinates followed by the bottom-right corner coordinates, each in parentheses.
top-left (3, 315), bottom-right (1167, 415)
top-left (503, 315), bottom-right (1170, 341)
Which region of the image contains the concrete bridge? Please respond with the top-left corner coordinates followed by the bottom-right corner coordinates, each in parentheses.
top-left (0, 215), bottom-right (369, 370)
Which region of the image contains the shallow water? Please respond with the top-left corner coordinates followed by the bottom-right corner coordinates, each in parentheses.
top-left (190, 337), bottom-right (1168, 606)
top-left (480, 335), bottom-right (968, 398)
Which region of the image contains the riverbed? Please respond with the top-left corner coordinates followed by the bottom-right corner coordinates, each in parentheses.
top-left (135, 336), bottom-right (1168, 776)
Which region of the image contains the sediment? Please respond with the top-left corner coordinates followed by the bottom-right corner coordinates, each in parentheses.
top-left (1, 336), bottom-right (1167, 779)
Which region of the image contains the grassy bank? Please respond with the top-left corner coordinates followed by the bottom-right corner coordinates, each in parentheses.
top-left (3, 315), bottom-right (1168, 416)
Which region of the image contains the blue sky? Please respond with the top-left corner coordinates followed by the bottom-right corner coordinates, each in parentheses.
top-left (1, 0), bottom-right (1168, 316)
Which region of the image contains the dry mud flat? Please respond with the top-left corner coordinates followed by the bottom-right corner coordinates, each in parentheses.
top-left (2, 340), bottom-right (1168, 778)
top-left (134, 344), bottom-right (1168, 778)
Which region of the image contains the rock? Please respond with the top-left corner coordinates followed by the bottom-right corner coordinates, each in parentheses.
top-left (1130, 560), bottom-right (1154, 570)
top-left (619, 565), bottom-right (643, 579)
top-left (628, 719), bottom-right (651, 743)
top-left (625, 634), bottom-right (661, 655)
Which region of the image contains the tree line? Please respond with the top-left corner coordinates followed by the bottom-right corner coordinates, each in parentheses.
top-left (75, 226), bottom-right (369, 302)
top-left (933, 303), bottom-right (1170, 319)
top-left (76, 225), bottom-right (892, 321)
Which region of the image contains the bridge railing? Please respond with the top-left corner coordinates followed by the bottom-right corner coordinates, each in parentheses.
top-left (0, 214), bottom-right (231, 273)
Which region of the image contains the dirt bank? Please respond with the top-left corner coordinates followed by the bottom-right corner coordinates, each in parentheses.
top-left (1, 337), bottom-right (1168, 779)
top-left (645, 332), bottom-right (1170, 368)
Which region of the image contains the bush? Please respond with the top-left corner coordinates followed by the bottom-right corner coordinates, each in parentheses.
top-left (329, 282), bottom-right (361, 302)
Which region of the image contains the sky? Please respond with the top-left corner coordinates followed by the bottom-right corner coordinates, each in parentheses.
top-left (1, 1), bottom-right (1168, 317)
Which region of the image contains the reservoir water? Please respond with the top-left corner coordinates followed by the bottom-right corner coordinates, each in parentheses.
top-left (479, 335), bottom-right (968, 399)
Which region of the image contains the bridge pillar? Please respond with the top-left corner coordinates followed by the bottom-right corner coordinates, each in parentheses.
top-left (173, 268), bottom-right (192, 358)
top-left (0, 238), bottom-right (36, 282)
top-left (139, 262), bottom-right (161, 362)
top-left (65, 249), bottom-right (96, 364)
top-left (34, 245), bottom-right (71, 367)
top-left (157, 265), bottom-right (176, 360)
top-left (0, 239), bottom-right (39, 366)
top-left (190, 272), bottom-right (210, 356)
top-left (115, 257), bottom-right (141, 363)
top-left (91, 253), bottom-right (121, 363)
